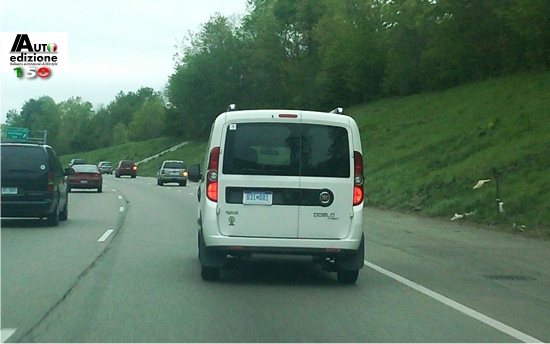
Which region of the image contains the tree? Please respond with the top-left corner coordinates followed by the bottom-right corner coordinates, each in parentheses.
top-left (58, 97), bottom-right (95, 154)
top-left (314, 0), bottom-right (386, 106)
top-left (168, 14), bottom-right (243, 139)
top-left (18, 97), bottom-right (62, 149)
top-left (128, 98), bottom-right (166, 141)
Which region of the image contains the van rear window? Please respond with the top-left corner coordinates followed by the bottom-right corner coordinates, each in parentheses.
top-left (222, 123), bottom-right (350, 178)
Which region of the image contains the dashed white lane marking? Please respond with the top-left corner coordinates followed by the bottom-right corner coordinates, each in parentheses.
top-left (1, 328), bottom-right (16, 343)
top-left (97, 229), bottom-right (114, 242)
top-left (365, 261), bottom-right (542, 343)
top-left (119, 206), bottom-right (124, 212)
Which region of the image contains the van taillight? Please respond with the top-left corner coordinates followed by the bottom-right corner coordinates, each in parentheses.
top-left (47, 172), bottom-right (55, 192)
top-left (353, 151), bottom-right (364, 206)
top-left (206, 146), bottom-right (220, 202)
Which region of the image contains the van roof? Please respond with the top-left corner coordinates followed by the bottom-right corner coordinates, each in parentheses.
top-left (217, 109), bottom-right (354, 126)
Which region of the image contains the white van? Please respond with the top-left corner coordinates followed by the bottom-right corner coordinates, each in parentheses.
top-left (188, 106), bottom-right (365, 283)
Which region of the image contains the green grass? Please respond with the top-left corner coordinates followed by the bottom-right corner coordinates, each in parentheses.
top-left (62, 70), bottom-right (550, 238)
top-left (350, 71), bottom-right (550, 238)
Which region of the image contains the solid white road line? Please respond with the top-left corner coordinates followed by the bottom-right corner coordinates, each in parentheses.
top-left (97, 229), bottom-right (114, 242)
top-left (364, 260), bottom-right (542, 343)
top-left (1, 328), bottom-right (16, 343)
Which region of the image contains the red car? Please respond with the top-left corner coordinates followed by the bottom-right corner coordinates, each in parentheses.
top-left (115, 160), bottom-right (137, 178)
top-left (67, 164), bottom-right (103, 193)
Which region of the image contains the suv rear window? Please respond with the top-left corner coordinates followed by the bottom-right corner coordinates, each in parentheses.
top-left (222, 123), bottom-right (350, 178)
top-left (1, 146), bottom-right (48, 173)
top-left (120, 161), bottom-right (135, 167)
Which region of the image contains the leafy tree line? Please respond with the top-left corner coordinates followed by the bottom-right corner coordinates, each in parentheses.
top-left (2, 87), bottom-right (165, 155)
top-left (168, 0), bottom-right (550, 140)
top-left (3, 0), bottom-right (549, 152)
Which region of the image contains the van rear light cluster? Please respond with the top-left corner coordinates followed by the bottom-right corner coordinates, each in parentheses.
top-left (47, 172), bottom-right (55, 192)
top-left (132, 166), bottom-right (138, 171)
top-left (206, 146), bottom-right (220, 202)
top-left (353, 151), bottom-right (364, 206)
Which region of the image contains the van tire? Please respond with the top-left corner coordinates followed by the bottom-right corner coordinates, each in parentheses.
top-left (201, 265), bottom-right (220, 281)
top-left (337, 270), bottom-right (359, 284)
top-left (47, 204), bottom-right (60, 226)
top-left (59, 198), bottom-right (68, 221)
top-left (198, 231), bottom-right (226, 280)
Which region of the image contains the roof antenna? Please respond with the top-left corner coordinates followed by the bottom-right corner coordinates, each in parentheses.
top-left (227, 104), bottom-right (237, 111)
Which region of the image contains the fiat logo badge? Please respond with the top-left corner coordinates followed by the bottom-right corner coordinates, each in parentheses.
top-left (319, 191), bottom-right (331, 204)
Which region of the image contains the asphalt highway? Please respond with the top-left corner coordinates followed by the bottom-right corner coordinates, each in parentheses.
top-left (2, 174), bottom-right (549, 342)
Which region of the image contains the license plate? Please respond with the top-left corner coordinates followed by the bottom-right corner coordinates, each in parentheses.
top-left (243, 190), bottom-right (273, 205)
top-left (1, 187), bottom-right (18, 195)
top-left (170, 171), bottom-right (180, 175)
top-left (81, 180), bottom-right (88, 184)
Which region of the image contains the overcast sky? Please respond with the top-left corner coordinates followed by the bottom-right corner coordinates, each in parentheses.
top-left (0, 0), bottom-right (249, 123)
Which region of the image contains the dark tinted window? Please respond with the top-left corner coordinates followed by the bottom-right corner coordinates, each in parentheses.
top-left (120, 160), bottom-right (135, 167)
top-left (164, 161), bottom-right (186, 169)
top-left (222, 123), bottom-right (350, 177)
top-left (1, 145), bottom-right (48, 173)
top-left (47, 147), bottom-right (63, 175)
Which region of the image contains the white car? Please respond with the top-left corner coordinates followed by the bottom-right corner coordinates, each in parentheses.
top-left (188, 106), bottom-right (365, 283)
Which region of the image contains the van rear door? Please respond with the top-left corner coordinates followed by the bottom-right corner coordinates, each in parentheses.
top-left (218, 113), bottom-right (301, 238)
top-left (297, 115), bottom-right (355, 239)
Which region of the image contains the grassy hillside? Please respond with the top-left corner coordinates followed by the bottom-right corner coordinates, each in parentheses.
top-left (350, 71), bottom-right (549, 238)
top-left (61, 71), bottom-right (550, 238)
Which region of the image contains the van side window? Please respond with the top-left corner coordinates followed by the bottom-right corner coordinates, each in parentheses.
top-left (47, 147), bottom-right (62, 175)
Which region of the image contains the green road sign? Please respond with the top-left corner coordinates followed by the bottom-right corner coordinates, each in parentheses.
top-left (6, 127), bottom-right (29, 140)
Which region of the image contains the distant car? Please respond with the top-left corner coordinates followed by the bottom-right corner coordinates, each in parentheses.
top-left (157, 160), bottom-right (188, 186)
top-left (97, 161), bottom-right (113, 174)
top-left (1, 141), bottom-right (74, 226)
top-left (67, 164), bottom-right (103, 193)
top-left (69, 158), bottom-right (86, 167)
top-left (115, 160), bottom-right (137, 178)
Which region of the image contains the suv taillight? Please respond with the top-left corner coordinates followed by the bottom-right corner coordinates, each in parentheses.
top-left (206, 146), bottom-right (220, 202)
top-left (47, 172), bottom-right (55, 192)
top-left (353, 151), bottom-right (364, 206)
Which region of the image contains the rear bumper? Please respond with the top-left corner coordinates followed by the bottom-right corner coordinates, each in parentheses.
top-left (203, 231), bottom-right (363, 252)
top-left (68, 181), bottom-right (102, 189)
top-left (1, 199), bottom-right (54, 218)
top-left (159, 176), bottom-right (188, 182)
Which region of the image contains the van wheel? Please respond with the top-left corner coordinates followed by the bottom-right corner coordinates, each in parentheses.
top-left (201, 265), bottom-right (220, 281)
top-left (59, 197), bottom-right (68, 221)
top-left (98, 186), bottom-right (102, 193)
top-left (47, 204), bottom-right (60, 226)
top-left (337, 270), bottom-right (359, 284)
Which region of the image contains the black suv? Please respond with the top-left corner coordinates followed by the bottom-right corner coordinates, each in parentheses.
top-left (1, 142), bottom-right (74, 226)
